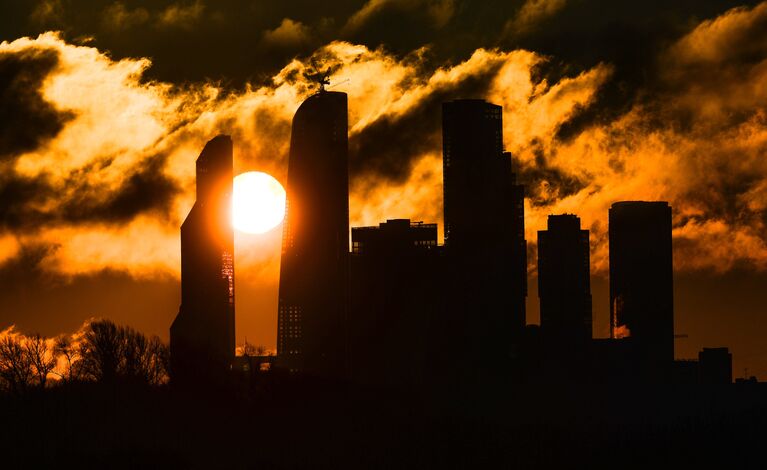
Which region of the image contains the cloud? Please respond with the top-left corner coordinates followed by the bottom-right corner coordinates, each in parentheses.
top-left (0, 47), bottom-right (74, 161)
top-left (156, 1), bottom-right (205, 30)
top-left (467, 2), bottom-right (767, 274)
top-left (101, 2), bottom-right (150, 32)
top-left (343, 0), bottom-right (456, 34)
top-left (0, 32), bottom-right (605, 283)
top-left (0, 31), bottom-right (300, 278)
top-left (0, 34), bottom-right (180, 233)
top-left (262, 19), bottom-right (312, 48)
top-left (30, 0), bottom-right (65, 26)
top-left (3, 2), bottom-right (767, 284)
top-left (0, 234), bottom-right (20, 266)
top-left (668, 2), bottom-right (767, 66)
top-left (0, 243), bottom-right (59, 288)
top-left (505, 0), bottom-right (567, 36)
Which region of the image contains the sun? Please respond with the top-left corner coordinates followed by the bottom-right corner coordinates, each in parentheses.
top-left (232, 171), bottom-right (286, 234)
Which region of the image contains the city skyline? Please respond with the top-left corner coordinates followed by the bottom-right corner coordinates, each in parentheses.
top-left (162, 88), bottom-right (731, 388)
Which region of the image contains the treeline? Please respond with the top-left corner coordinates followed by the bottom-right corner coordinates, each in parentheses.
top-left (0, 319), bottom-right (168, 394)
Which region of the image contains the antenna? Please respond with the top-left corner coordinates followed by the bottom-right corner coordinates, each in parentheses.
top-left (328, 78), bottom-right (350, 89)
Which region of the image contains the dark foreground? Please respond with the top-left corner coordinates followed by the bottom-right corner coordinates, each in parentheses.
top-left (2, 376), bottom-right (766, 469)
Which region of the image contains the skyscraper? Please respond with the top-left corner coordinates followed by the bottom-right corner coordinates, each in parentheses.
top-left (441, 99), bottom-right (527, 372)
top-left (538, 214), bottom-right (592, 344)
top-left (698, 347), bottom-right (732, 385)
top-left (349, 219), bottom-right (443, 388)
top-left (277, 90), bottom-right (349, 377)
top-left (609, 201), bottom-right (673, 373)
top-left (170, 135), bottom-right (235, 382)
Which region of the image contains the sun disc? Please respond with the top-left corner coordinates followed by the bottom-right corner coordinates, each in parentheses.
top-left (232, 171), bottom-right (286, 234)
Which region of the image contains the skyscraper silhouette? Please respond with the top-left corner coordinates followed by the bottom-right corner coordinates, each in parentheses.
top-left (170, 135), bottom-right (235, 382)
top-left (277, 90), bottom-right (349, 377)
top-left (441, 99), bottom-right (527, 375)
top-left (538, 214), bottom-right (592, 344)
top-left (609, 201), bottom-right (673, 376)
top-left (349, 219), bottom-right (443, 388)
top-left (699, 347), bottom-right (732, 385)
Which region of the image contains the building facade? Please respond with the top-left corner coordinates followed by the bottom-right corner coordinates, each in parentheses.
top-left (349, 219), bottom-right (444, 388)
top-left (170, 135), bottom-right (235, 382)
top-left (609, 201), bottom-right (674, 375)
top-left (441, 99), bottom-right (527, 374)
top-left (538, 214), bottom-right (592, 343)
top-left (277, 90), bottom-right (349, 377)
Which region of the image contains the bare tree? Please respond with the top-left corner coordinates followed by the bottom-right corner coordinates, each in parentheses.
top-left (78, 320), bottom-right (124, 383)
top-left (122, 328), bottom-right (169, 385)
top-left (53, 334), bottom-right (81, 382)
top-left (76, 320), bottom-right (169, 385)
top-left (145, 336), bottom-right (170, 385)
top-left (122, 328), bottom-right (148, 381)
top-left (0, 335), bottom-right (34, 394)
top-left (24, 334), bottom-right (56, 388)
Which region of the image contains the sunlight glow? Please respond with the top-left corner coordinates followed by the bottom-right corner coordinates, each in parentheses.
top-left (232, 172), bottom-right (286, 234)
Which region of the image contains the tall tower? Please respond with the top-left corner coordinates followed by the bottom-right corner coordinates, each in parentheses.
top-left (277, 90), bottom-right (349, 377)
top-left (538, 214), bottom-right (592, 343)
top-left (170, 135), bottom-right (235, 382)
top-left (609, 201), bottom-right (673, 373)
top-left (349, 219), bottom-right (443, 388)
top-left (441, 99), bottom-right (527, 371)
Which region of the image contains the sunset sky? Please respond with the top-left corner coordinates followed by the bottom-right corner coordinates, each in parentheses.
top-left (1, 1), bottom-right (766, 379)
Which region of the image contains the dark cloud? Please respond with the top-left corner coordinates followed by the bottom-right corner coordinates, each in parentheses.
top-left (0, 173), bottom-right (51, 230)
top-left (0, 47), bottom-right (74, 161)
top-left (60, 155), bottom-right (179, 224)
top-left (2, 1), bottom-right (757, 162)
top-left (349, 62), bottom-right (502, 181)
top-left (2, 1), bottom-right (757, 101)
top-left (514, 139), bottom-right (588, 207)
top-left (0, 242), bottom-right (59, 288)
top-left (0, 154), bottom-right (178, 231)
top-left (503, 0), bottom-right (764, 132)
top-left (1, 1), bottom-right (365, 86)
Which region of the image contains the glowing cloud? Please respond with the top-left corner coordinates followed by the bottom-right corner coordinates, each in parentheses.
top-left (2, 2), bottom-right (767, 286)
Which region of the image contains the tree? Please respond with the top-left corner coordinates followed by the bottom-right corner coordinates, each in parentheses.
top-left (78, 320), bottom-right (124, 383)
top-left (77, 319), bottom-right (169, 385)
top-left (53, 334), bottom-right (82, 382)
top-left (122, 327), bottom-right (169, 385)
top-left (24, 334), bottom-right (56, 388)
top-left (0, 335), bottom-right (33, 394)
top-left (146, 336), bottom-right (170, 385)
